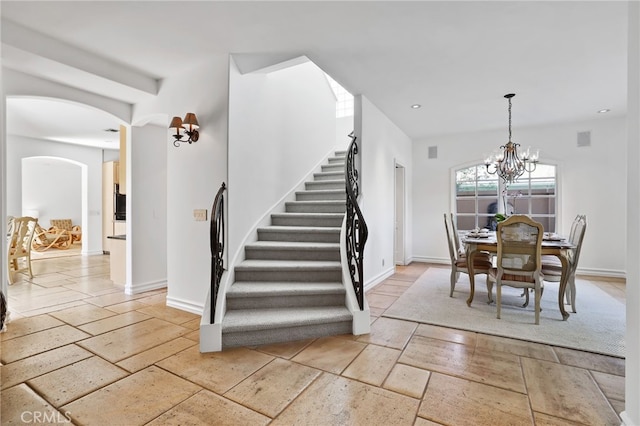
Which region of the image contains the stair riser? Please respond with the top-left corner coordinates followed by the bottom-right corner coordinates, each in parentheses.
top-left (321, 164), bottom-right (344, 172)
top-left (222, 321), bottom-right (352, 348)
top-left (328, 158), bottom-right (346, 164)
top-left (258, 230), bottom-right (340, 243)
top-left (271, 215), bottom-right (343, 227)
top-left (286, 202), bottom-right (346, 214)
top-left (305, 181), bottom-right (345, 191)
top-left (245, 248), bottom-right (340, 261)
top-left (227, 293), bottom-right (345, 309)
top-left (235, 269), bottom-right (342, 282)
top-left (314, 172), bottom-right (343, 181)
top-left (296, 192), bottom-right (346, 201)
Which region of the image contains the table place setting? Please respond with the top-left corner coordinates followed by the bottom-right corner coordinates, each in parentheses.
top-left (465, 228), bottom-right (492, 239)
top-left (543, 232), bottom-right (565, 241)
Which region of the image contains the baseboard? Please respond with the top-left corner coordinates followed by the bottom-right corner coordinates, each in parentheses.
top-left (576, 267), bottom-right (626, 281)
top-left (364, 267), bottom-right (395, 292)
top-left (409, 256), bottom-right (449, 265)
top-left (166, 295), bottom-right (205, 316)
top-left (81, 250), bottom-right (104, 256)
top-left (125, 279), bottom-right (167, 295)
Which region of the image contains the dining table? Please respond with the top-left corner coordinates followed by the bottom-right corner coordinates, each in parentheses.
top-left (463, 231), bottom-right (576, 320)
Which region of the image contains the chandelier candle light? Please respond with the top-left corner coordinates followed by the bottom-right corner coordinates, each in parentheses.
top-left (485, 93), bottom-right (538, 184)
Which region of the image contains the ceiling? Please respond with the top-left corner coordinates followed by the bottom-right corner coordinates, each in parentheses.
top-left (1, 1), bottom-right (629, 147)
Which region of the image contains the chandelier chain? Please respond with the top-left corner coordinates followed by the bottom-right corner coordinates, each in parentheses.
top-left (508, 97), bottom-right (512, 142)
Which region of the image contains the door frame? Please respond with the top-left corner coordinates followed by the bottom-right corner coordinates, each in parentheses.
top-left (394, 161), bottom-right (406, 266)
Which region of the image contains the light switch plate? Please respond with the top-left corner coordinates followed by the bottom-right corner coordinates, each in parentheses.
top-left (194, 209), bottom-right (208, 221)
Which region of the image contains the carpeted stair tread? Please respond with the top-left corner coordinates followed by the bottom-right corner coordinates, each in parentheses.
top-left (286, 200), bottom-right (345, 205)
top-left (297, 189), bottom-right (345, 194)
top-left (222, 306), bottom-right (352, 333)
top-left (272, 212), bottom-right (344, 218)
top-left (305, 181), bottom-right (345, 187)
top-left (236, 259), bottom-right (341, 270)
top-left (228, 282), bottom-right (345, 298)
top-left (271, 212), bottom-right (344, 220)
top-left (313, 171), bottom-right (344, 181)
top-left (296, 190), bottom-right (346, 202)
top-left (271, 212), bottom-right (344, 227)
top-left (258, 226), bottom-right (340, 233)
top-left (285, 200), bottom-right (346, 213)
top-left (305, 180), bottom-right (346, 190)
top-left (245, 241), bottom-right (340, 250)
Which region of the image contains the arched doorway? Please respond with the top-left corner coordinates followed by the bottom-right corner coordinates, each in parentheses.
top-left (6, 96), bottom-right (125, 256)
top-left (21, 156), bottom-right (85, 254)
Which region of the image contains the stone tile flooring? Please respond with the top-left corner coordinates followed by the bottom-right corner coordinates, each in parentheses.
top-left (1, 255), bottom-right (625, 425)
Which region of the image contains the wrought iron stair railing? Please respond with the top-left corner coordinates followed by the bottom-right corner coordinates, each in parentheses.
top-left (345, 133), bottom-right (369, 310)
top-left (210, 182), bottom-right (226, 324)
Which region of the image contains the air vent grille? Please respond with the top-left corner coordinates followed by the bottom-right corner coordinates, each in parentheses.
top-left (577, 131), bottom-right (591, 147)
top-left (428, 146), bottom-right (438, 159)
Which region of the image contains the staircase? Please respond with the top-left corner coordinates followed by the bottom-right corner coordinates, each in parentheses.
top-left (221, 151), bottom-right (353, 348)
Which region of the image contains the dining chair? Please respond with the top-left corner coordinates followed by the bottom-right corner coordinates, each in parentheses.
top-left (488, 215), bottom-right (544, 324)
top-left (7, 216), bottom-right (37, 284)
top-left (449, 213), bottom-right (463, 256)
top-left (541, 214), bottom-right (587, 313)
top-left (444, 213), bottom-right (493, 298)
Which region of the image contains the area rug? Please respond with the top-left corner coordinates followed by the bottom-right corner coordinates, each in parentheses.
top-left (383, 267), bottom-right (625, 358)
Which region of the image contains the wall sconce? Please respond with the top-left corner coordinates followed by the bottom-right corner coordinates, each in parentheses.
top-left (169, 113), bottom-right (199, 147)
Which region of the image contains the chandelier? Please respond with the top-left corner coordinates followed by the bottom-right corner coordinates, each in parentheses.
top-left (485, 93), bottom-right (538, 184)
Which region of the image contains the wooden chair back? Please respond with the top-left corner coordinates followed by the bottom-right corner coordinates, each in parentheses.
top-left (7, 216), bottom-right (37, 284)
top-left (496, 215), bottom-right (544, 282)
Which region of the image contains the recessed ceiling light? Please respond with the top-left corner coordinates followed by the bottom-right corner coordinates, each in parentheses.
top-left (597, 109), bottom-right (610, 114)
top-left (411, 104), bottom-right (421, 109)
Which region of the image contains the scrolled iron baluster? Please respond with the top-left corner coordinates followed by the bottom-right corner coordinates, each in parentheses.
top-left (345, 134), bottom-right (368, 310)
top-left (210, 182), bottom-right (226, 324)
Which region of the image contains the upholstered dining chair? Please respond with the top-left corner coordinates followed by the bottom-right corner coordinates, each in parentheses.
top-left (444, 213), bottom-right (493, 298)
top-left (488, 215), bottom-right (544, 324)
top-left (541, 214), bottom-right (587, 313)
top-left (7, 216), bottom-right (37, 284)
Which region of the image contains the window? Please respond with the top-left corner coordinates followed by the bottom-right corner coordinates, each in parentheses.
top-left (454, 163), bottom-right (557, 232)
top-left (325, 74), bottom-right (354, 118)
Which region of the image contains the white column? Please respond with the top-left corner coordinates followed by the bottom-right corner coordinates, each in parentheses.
top-left (1, 70), bottom-right (7, 301)
top-left (623, 1), bottom-right (640, 425)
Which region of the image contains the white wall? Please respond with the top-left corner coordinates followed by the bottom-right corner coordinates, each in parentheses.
top-left (412, 115), bottom-right (627, 277)
top-left (103, 149), bottom-right (119, 162)
top-left (336, 115), bottom-right (354, 146)
top-left (22, 157), bottom-right (81, 228)
top-left (6, 135), bottom-right (104, 255)
top-left (227, 59), bottom-right (338, 265)
top-left (2, 65), bottom-right (7, 298)
top-left (128, 124), bottom-right (167, 294)
top-left (624, 1), bottom-right (640, 424)
top-left (133, 57), bottom-right (229, 313)
top-left (355, 95), bottom-right (413, 287)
